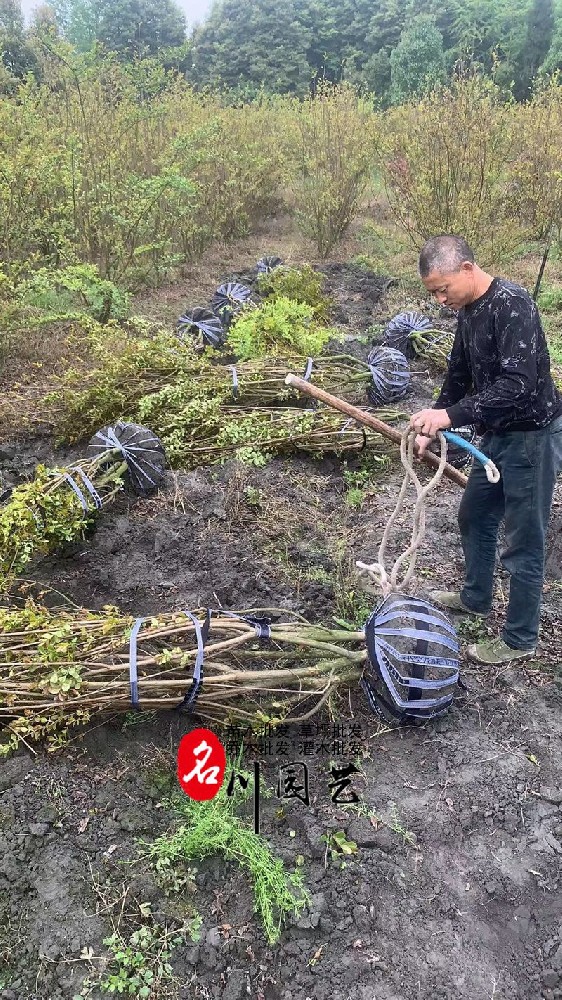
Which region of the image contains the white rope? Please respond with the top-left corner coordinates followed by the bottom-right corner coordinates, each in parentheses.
top-left (356, 428), bottom-right (449, 598)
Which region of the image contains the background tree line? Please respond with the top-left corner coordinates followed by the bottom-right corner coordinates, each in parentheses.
top-left (188, 0), bottom-right (557, 103)
top-left (0, 0), bottom-right (559, 103)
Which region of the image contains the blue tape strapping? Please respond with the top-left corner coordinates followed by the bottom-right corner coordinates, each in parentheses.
top-left (70, 467), bottom-right (102, 510)
top-left (375, 626), bottom-right (460, 654)
top-left (379, 597), bottom-right (458, 636)
top-left (175, 608), bottom-right (213, 714)
top-left (213, 608), bottom-right (271, 639)
top-left (61, 473), bottom-right (89, 512)
top-left (129, 608), bottom-right (271, 714)
top-left (375, 608), bottom-right (459, 635)
top-left (183, 610), bottom-right (205, 685)
top-left (129, 616), bottom-right (146, 707)
top-left (231, 366), bottom-right (239, 399)
top-left (376, 645), bottom-right (456, 713)
top-left (302, 357), bottom-right (314, 382)
top-left (375, 639), bottom-right (459, 683)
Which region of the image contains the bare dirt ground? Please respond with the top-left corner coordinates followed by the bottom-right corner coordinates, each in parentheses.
top-left (1, 214), bottom-right (562, 1000)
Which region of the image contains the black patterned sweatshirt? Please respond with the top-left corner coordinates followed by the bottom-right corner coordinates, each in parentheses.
top-left (435, 277), bottom-right (562, 433)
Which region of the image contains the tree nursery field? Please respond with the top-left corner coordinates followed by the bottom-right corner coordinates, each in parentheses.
top-left (1, 66), bottom-right (562, 1000)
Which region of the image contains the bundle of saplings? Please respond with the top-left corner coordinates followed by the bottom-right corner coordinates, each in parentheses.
top-left (176, 261), bottom-right (331, 351)
top-left (47, 332), bottom-right (212, 444)
top-left (134, 391), bottom-right (395, 469)
top-left (0, 422), bottom-right (165, 592)
top-left (0, 603), bottom-right (368, 750)
top-left (48, 329), bottom-right (399, 451)
top-left (381, 311), bottom-right (454, 371)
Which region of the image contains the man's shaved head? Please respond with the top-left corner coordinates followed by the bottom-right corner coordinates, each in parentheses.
top-left (419, 235), bottom-right (475, 278)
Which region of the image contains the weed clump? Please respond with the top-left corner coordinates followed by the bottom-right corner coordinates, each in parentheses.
top-left (148, 769), bottom-right (309, 944)
top-left (256, 264), bottom-right (331, 320)
top-left (227, 296), bottom-right (334, 360)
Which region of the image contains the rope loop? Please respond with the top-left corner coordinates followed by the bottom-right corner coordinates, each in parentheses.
top-left (356, 428), bottom-right (448, 597)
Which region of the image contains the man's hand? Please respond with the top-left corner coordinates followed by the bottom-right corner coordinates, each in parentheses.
top-left (414, 434), bottom-right (433, 459)
top-left (409, 408), bottom-right (452, 438)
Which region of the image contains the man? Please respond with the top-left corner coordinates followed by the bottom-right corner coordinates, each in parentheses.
top-left (410, 234), bottom-right (562, 665)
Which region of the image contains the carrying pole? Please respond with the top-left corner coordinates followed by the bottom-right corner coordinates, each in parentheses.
top-left (284, 373), bottom-right (468, 489)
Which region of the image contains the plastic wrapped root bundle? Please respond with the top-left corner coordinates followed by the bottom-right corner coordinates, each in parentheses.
top-left (367, 346), bottom-right (411, 405)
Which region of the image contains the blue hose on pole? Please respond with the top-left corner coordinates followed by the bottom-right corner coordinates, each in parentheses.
top-left (442, 431), bottom-right (500, 483)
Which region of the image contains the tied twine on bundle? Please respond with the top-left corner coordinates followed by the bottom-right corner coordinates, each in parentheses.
top-left (357, 427), bottom-right (449, 598)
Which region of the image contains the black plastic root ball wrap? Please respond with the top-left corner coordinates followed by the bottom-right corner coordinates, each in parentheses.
top-left (367, 345), bottom-right (411, 406)
top-left (88, 421), bottom-right (167, 497)
top-left (382, 311), bottom-right (432, 359)
top-left (361, 593), bottom-right (461, 725)
top-left (255, 255), bottom-right (284, 275)
top-left (177, 307), bottom-right (225, 350)
top-left (211, 282), bottom-right (253, 330)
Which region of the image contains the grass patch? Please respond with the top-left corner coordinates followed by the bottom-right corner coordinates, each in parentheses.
top-left (73, 922), bottom-right (188, 999)
top-left (332, 544), bottom-right (374, 629)
top-left (456, 617), bottom-right (490, 642)
top-left (146, 762), bottom-right (309, 945)
top-left (537, 284), bottom-right (562, 315)
top-left (343, 452), bottom-right (392, 491)
top-left (344, 487), bottom-right (365, 509)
